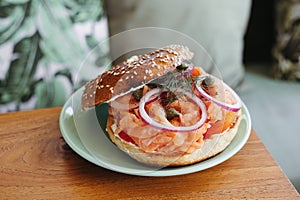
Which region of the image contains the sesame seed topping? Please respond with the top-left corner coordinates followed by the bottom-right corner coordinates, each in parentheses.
top-left (109, 87), bottom-right (114, 93)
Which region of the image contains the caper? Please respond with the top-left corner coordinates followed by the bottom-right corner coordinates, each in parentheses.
top-left (132, 88), bottom-right (143, 101)
top-left (166, 108), bottom-right (180, 120)
top-left (176, 62), bottom-right (189, 71)
top-left (202, 76), bottom-right (215, 87)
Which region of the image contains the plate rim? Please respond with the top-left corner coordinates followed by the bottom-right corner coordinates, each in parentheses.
top-left (59, 87), bottom-right (252, 177)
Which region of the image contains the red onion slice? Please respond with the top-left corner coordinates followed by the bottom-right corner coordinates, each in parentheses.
top-left (139, 88), bottom-right (207, 132)
top-left (195, 75), bottom-right (242, 112)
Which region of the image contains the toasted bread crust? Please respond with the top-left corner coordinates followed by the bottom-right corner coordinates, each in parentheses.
top-left (81, 45), bottom-right (193, 109)
top-left (106, 110), bottom-right (242, 167)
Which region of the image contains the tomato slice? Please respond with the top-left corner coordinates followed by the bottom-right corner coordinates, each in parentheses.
top-left (118, 131), bottom-right (137, 146)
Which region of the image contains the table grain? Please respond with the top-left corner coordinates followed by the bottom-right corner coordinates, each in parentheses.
top-left (0, 107), bottom-right (299, 199)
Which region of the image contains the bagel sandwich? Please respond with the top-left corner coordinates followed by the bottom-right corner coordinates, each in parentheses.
top-left (81, 45), bottom-right (242, 167)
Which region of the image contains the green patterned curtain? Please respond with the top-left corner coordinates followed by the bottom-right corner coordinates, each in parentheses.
top-left (0, 0), bottom-right (108, 112)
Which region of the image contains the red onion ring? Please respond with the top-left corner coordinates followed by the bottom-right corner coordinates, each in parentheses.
top-left (195, 75), bottom-right (242, 112)
top-left (139, 88), bottom-right (207, 132)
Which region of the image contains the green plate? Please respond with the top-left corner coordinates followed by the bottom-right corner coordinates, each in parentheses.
top-left (59, 87), bottom-right (252, 176)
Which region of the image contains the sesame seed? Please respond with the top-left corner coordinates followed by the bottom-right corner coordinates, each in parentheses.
top-left (106, 85), bottom-right (110, 87)
top-left (133, 71), bottom-right (137, 75)
top-left (143, 76), bottom-right (147, 80)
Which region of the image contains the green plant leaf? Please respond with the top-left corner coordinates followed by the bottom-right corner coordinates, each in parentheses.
top-left (0, 34), bottom-right (41, 104)
top-left (0, 2), bottom-right (36, 45)
top-left (85, 34), bottom-right (99, 49)
top-left (55, 68), bottom-right (73, 85)
top-left (0, 5), bottom-right (25, 44)
top-left (62, 0), bottom-right (103, 23)
top-left (35, 75), bottom-right (72, 108)
top-left (35, 0), bottom-right (86, 68)
top-left (4, 0), bottom-right (30, 4)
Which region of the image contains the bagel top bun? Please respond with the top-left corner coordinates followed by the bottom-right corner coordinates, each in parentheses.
top-left (81, 45), bottom-right (193, 109)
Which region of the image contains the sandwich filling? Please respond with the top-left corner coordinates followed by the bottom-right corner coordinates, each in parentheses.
top-left (108, 66), bottom-right (240, 156)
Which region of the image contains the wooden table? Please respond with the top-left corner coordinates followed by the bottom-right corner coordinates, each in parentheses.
top-left (0, 107), bottom-right (299, 199)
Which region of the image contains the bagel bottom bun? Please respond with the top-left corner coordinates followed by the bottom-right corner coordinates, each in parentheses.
top-left (106, 110), bottom-right (242, 167)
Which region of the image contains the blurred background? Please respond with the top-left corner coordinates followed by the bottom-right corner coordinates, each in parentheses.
top-left (0, 0), bottom-right (299, 192)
